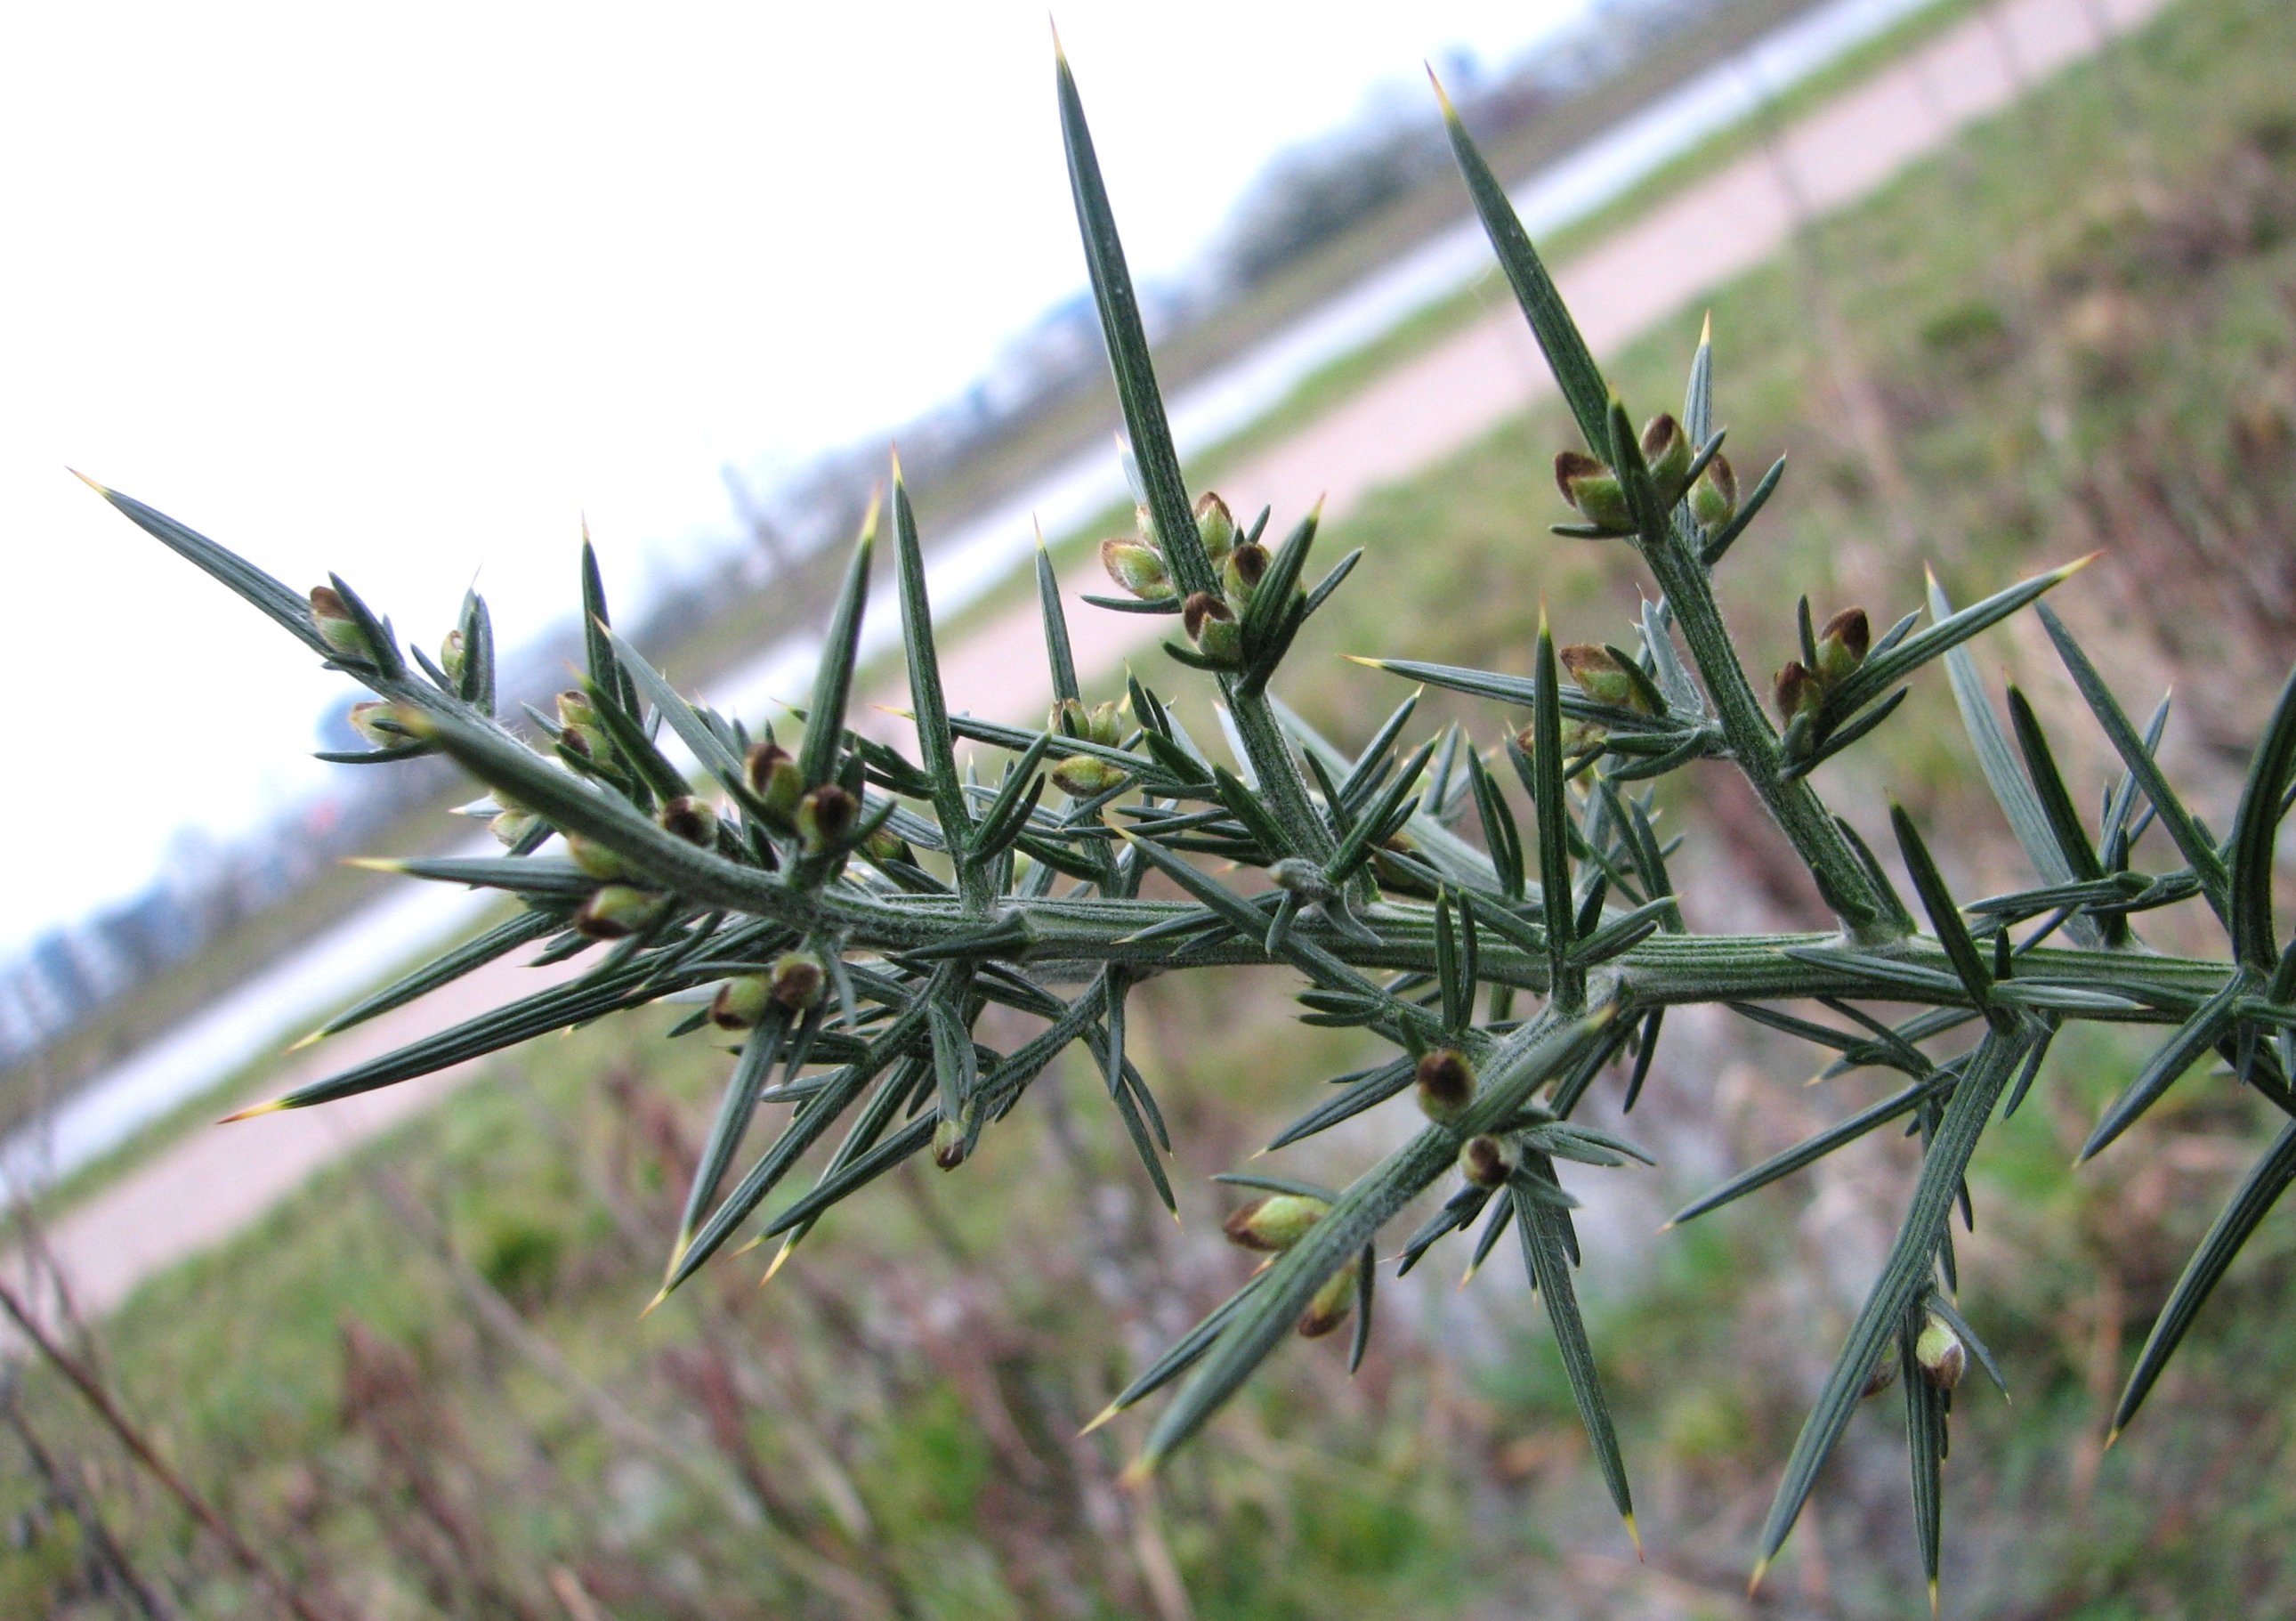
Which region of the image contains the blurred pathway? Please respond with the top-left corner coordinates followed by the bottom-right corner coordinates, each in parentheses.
top-left (6, 0), bottom-right (2167, 1336)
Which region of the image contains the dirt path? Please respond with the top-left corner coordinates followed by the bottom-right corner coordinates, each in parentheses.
top-left (6, 0), bottom-right (2165, 1335)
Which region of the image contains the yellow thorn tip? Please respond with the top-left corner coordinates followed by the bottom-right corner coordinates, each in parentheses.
top-left (1118, 1456), bottom-right (1158, 1492)
top-left (69, 468), bottom-right (113, 497)
top-left (2103, 1424), bottom-right (2122, 1450)
top-left (1079, 1401), bottom-right (1124, 1437)
top-left (638, 1288), bottom-right (669, 1320)
top-left (1624, 1511), bottom-right (1644, 1560)
top-left (219, 1098), bottom-right (290, 1123)
top-left (761, 1236), bottom-right (798, 1284)
top-left (1748, 1556), bottom-right (1771, 1598)
top-left (1700, 310), bottom-right (1712, 345)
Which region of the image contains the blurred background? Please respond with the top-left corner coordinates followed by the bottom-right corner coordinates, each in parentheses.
top-left (5, 0), bottom-right (2295, 1614)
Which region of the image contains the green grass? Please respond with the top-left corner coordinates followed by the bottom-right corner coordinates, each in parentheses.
top-left (12, 0), bottom-right (2296, 1615)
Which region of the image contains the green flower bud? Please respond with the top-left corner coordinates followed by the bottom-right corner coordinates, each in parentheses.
top-left (1221, 541), bottom-right (1270, 615)
top-left (1915, 1313), bottom-right (1966, 1390)
top-left (743, 742), bottom-right (804, 826)
top-left (1689, 451), bottom-right (1738, 535)
top-left (1459, 1133), bottom-right (1518, 1190)
top-left (1050, 698), bottom-right (1089, 739)
top-left (770, 951), bottom-right (826, 1011)
top-left (710, 975), bottom-right (773, 1031)
top-left (1415, 1049), bottom-right (1477, 1123)
top-left (1182, 592), bottom-right (1242, 666)
top-left (796, 783), bottom-right (857, 854)
top-left (1297, 1267), bottom-right (1356, 1339)
top-left (1774, 661), bottom-right (1820, 722)
top-left (565, 834), bottom-right (628, 881)
top-left (1554, 450), bottom-right (1633, 531)
top-left (555, 690), bottom-right (598, 730)
top-left (933, 1098), bottom-right (980, 1171)
top-left (576, 884), bottom-right (667, 940)
top-left (440, 628), bottom-right (467, 685)
top-left (1641, 411), bottom-right (1692, 498)
top-left (863, 826), bottom-right (911, 865)
top-left (1815, 607), bottom-right (1871, 687)
top-left (1862, 1355), bottom-right (1900, 1399)
top-left (1133, 502), bottom-right (1159, 550)
top-left (1558, 644), bottom-right (1650, 713)
top-left (1084, 701), bottom-right (1125, 749)
top-left (489, 809), bottom-right (539, 847)
top-left (1515, 718), bottom-right (1608, 765)
top-left (1100, 537), bottom-right (1170, 600)
top-left (1194, 491), bottom-right (1236, 568)
top-left (310, 586), bottom-right (373, 661)
top-left (1051, 754), bottom-right (1128, 798)
top-left (657, 795), bottom-right (719, 847)
top-left (1371, 831), bottom-right (1441, 899)
top-left (348, 701), bottom-right (408, 749)
top-left (555, 693), bottom-right (612, 763)
top-left (1223, 1192), bottom-right (1330, 1253)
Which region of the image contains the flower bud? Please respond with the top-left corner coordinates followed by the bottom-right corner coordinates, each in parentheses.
top-left (440, 628), bottom-right (467, 685)
top-left (1222, 1192), bottom-right (1330, 1253)
top-left (1182, 592), bottom-right (1242, 666)
top-left (555, 692), bottom-right (612, 763)
top-left (1815, 608), bottom-right (1871, 686)
top-left (710, 974), bottom-right (773, 1031)
top-left (1100, 537), bottom-right (1170, 601)
top-left (1689, 452), bottom-right (1738, 535)
top-left (1194, 491), bottom-right (1236, 568)
top-left (1221, 541), bottom-right (1269, 614)
top-left (489, 809), bottom-right (538, 847)
top-left (932, 1100), bottom-right (980, 1171)
top-left (770, 951), bottom-right (826, 1011)
top-left (1459, 1133), bottom-right (1518, 1190)
top-left (1915, 1313), bottom-right (1966, 1390)
top-left (1050, 698), bottom-right (1089, 739)
top-left (1415, 1050), bottom-right (1477, 1123)
top-left (657, 795), bottom-right (719, 847)
top-left (1773, 661), bottom-right (1820, 722)
top-left (1371, 832), bottom-right (1439, 898)
top-left (1133, 502), bottom-right (1159, 550)
top-left (796, 783), bottom-right (857, 854)
top-left (310, 586), bottom-right (373, 661)
top-left (565, 834), bottom-right (629, 881)
top-left (1641, 412), bottom-right (1691, 498)
top-left (1052, 754), bottom-right (1128, 798)
top-left (1084, 701), bottom-right (1124, 748)
top-left (743, 742), bottom-right (804, 825)
top-left (576, 884), bottom-right (667, 940)
top-left (1554, 451), bottom-right (1633, 531)
top-left (1515, 718), bottom-right (1608, 764)
top-left (1297, 1267), bottom-right (1356, 1339)
top-left (863, 826), bottom-right (911, 865)
top-left (1862, 1355), bottom-right (1900, 1399)
top-left (348, 701), bottom-right (408, 748)
top-left (1558, 644), bottom-right (1648, 713)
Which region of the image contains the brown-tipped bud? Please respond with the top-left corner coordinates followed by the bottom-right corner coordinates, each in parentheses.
top-left (489, 809), bottom-right (538, 847)
top-left (1133, 502), bottom-right (1159, 549)
top-left (1221, 540), bottom-right (1270, 615)
top-left (1052, 754), bottom-right (1128, 798)
top-left (1297, 1268), bottom-right (1356, 1339)
top-left (1815, 608), bottom-right (1871, 686)
top-left (1689, 451), bottom-right (1738, 535)
top-left (710, 975), bottom-right (773, 1031)
top-left (1050, 697), bottom-right (1089, 739)
top-left (1554, 450), bottom-right (1632, 531)
top-left (796, 784), bottom-right (857, 855)
top-left (1641, 412), bottom-right (1691, 496)
top-left (1459, 1133), bottom-right (1518, 1190)
top-left (1915, 1313), bottom-right (1966, 1390)
top-left (310, 586), bottom-right (372, 661)
top-left (1415, 1049), bottom-right (1477, 1123)
top-left (863, 826), bottom-right (911, 865)
top-left (439, 628), bottom-right (468, 685)
top-left (1222, 1192), bottom-right (1330, 1253)
top-left (743, 742), bottom-right (804, 825)
top-left (1182, 592), bottom-right (1242, 666)
top-left (576, 884), bottom-right (667, 940)
top-left (348, 701), bottom-right (407, 749)
top-left (932, 1101), bottom-right (979, 1171)
top-left (1558, 644), bottom-right (1647, 712)
top-left (554, 693), bottom-right (611, 764)
top-left (1515, 718), bottom-right (1608, 764)
top-left (657, 796), bottom-right (719, 847)
top-left (1371, 832), bottom-right (1440, 899)
top-left (555, 690), bottom-right (598, 730)
top-left (565, 834), bottom-right (628, 881)
top-left (1862, 1355), bottom-right (1900, 1399)
top-left (1100, 537), bottom-right (1170, 600)
top-left (769, 951), bottom-right (826, 1011)
top-left (1084, 701), bottom-right (1124, 748)
top-left (1194, 491), bottom-right (1236, 566)
top-left (1774, 661), bottom-right (1820, 721)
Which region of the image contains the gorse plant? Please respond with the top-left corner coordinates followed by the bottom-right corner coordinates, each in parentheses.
top-left (78, 36), bottom-right (2296, 1608)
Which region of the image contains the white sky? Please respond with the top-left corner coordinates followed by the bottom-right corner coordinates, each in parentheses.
top-left (3, 1), bottom-right (1587, 954)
